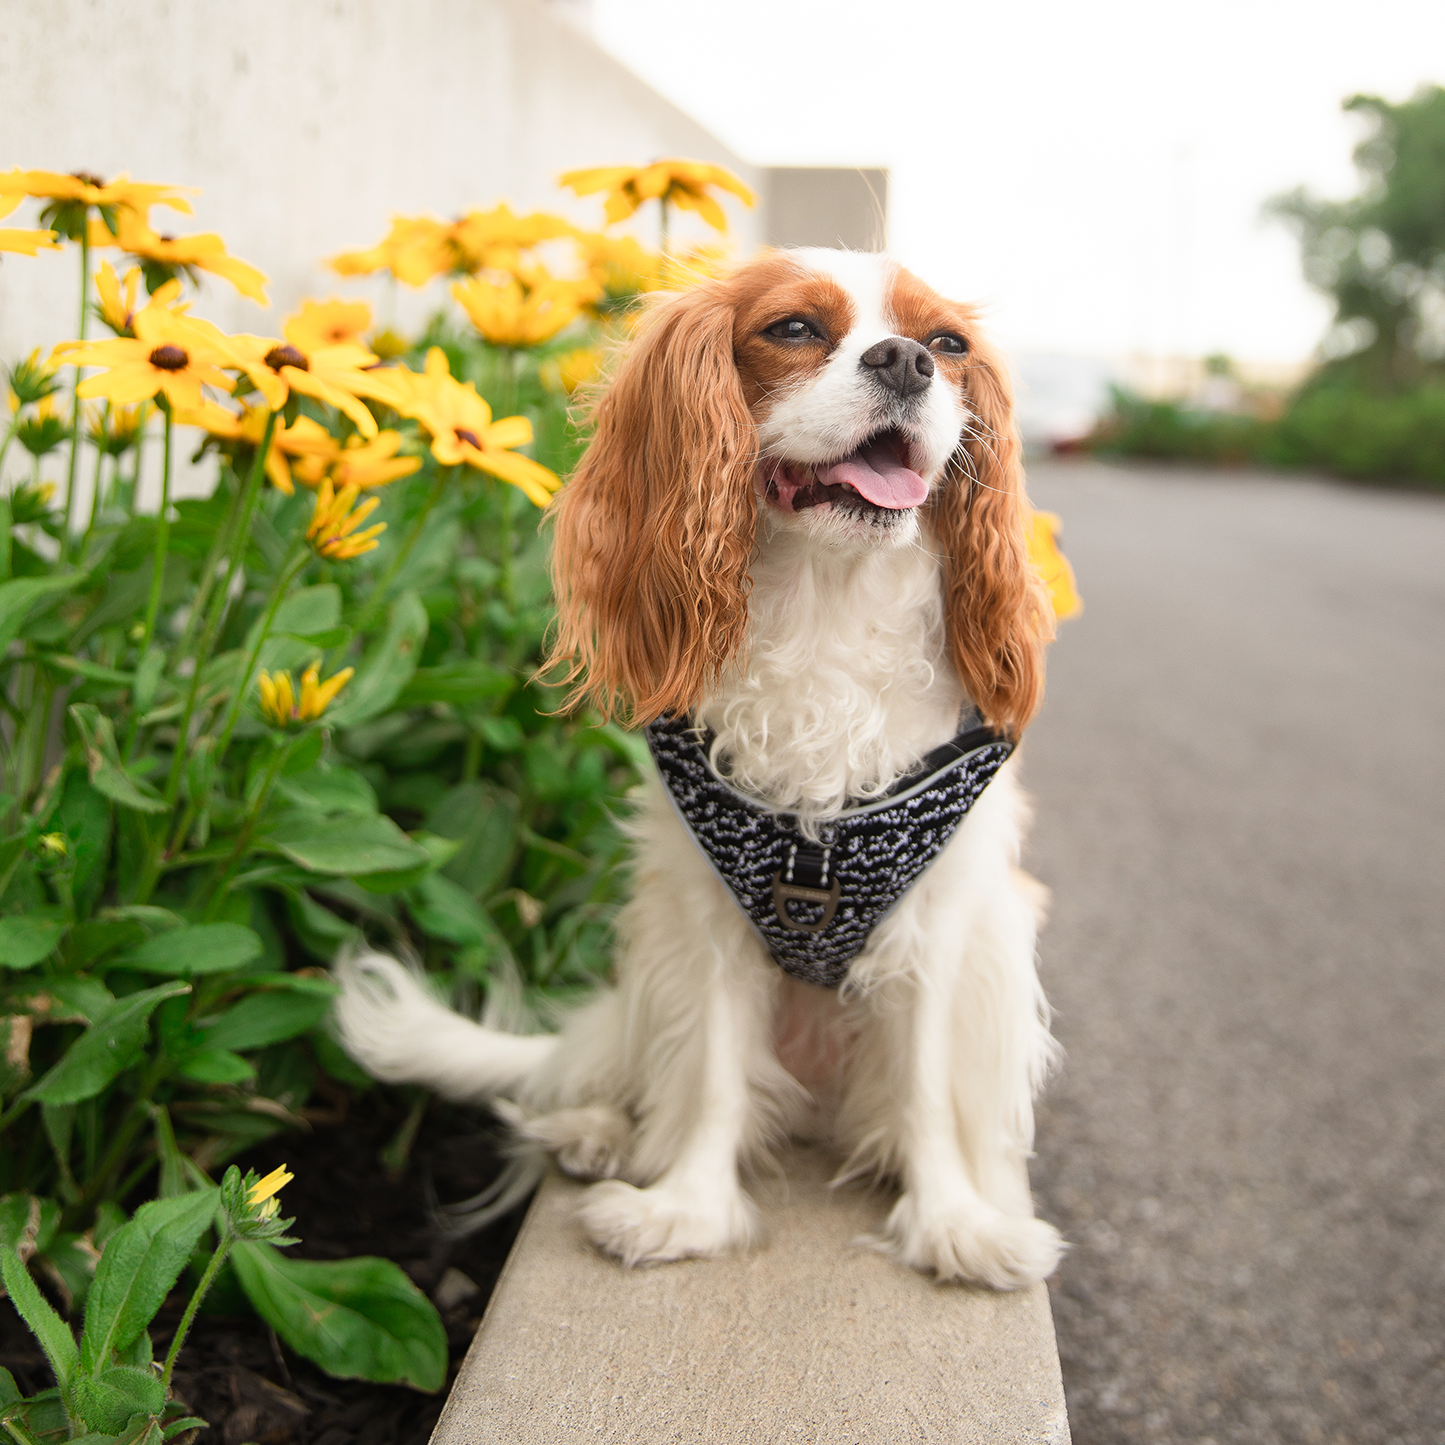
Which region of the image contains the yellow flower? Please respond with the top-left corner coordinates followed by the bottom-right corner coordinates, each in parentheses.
top-left (329, 215), bottom-right (454, 287)
top-left (0, 168), bottom-right (192, 216)
top-left (316, 431), bottom-right (421, 491)
top-left (90, 209), bottom-right (269, 304)
top-left (178, 401), bottom-right (340, 495)
top-left (0, 228), bottom-right (62, 257)
top-left (94, 262), bottom-right (145, 335)
top-left (577, 232), bottom-right (664, 295)
top-left (559, 160), bottom-right (756, 232)
top-left (385, 348), bottom-right (560, 508)
top-left (286, 299), bottom-right (373, 353)
top-left (85, 401), bottom-right (146, 457)
top-left (369, 328), bottom-right (410, 361)
top-left (307, 477), bottom-right (387, 559)
top-left (330, 207), bottom-right (581, 287)
top-left (1026, 510), bottom-right (1082, 621)
top-left (542, 346), bottom-right (603, 395)
top-left (66, 290), bottom-right (233, 412)
top-left (452, 273), bottom-right (597, 347)
top-left (219, 320), bottom-right (394, 439)
top-left (259, 663), bottom-right (353, 726)
top-left (37, 833), bottom-right (68, 858)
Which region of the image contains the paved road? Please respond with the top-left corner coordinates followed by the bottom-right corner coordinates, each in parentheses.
top-left (1022, 460), bottom-right (1445, 1445)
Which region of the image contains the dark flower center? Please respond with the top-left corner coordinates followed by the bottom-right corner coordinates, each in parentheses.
top-left (454, 428), bottom-right (482, 449)
top-left (72, 171), bottom-right (105, 189)
top-left (265, 345), bottom-right (308, 372)
top-left (148, 344), bottom-right (189, 372)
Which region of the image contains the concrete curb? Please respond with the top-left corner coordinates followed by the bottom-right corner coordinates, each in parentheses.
top-left (432, 1146), bottom-right (1070, 1443)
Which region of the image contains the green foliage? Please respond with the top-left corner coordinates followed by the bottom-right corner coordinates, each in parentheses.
top-left (2, 181), bottom-right (641, 1411)
top-left (1269, 83), bottom-right (1445, 389)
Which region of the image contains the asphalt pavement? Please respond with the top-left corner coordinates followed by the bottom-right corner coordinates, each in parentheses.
top-left (1022, 459), bottom-right (1445, 1445)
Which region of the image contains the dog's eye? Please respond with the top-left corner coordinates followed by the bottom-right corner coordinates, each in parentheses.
top-left (765, 318), bottom-right (819, 341)
top-left (927, 332), bottom-right (968, 355)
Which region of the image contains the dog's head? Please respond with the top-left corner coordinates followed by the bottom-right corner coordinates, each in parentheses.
top-left (548, 248), bottom-right (1050, 732)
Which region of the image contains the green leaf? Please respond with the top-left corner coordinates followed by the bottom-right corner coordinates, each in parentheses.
top-left (131, 647), bottom-right (166, 714)
top-left (0, 575), bottom-right (82, 655)
top-left (26, 982), bottom-right (189, 1106)
top-left (231, 1241), bottom-right (447, 1392)
top-left (110, 923), bottom-right (263, 977)
top-left (326, 591), bottom-right (427, 728)
top-left (54, 774), bottom-right (113, 918)
top-left (352, 831), bottom-right (459, 895)
top-left (72, 1366), bottom-right (166, 1434)
top-left (64, 920), bottom-right (147, 971)
top-left (0, 913), bottom-right (67, 969)
top-left (80, 1189), bottom-right (218, 1372)
top-left (427, 782), bottom-right (520, 898)
top-left (280, 626), bottom-right (351, 649)
top-left (68, 705), bottom-right (167, 815)
top-left (260, 811), bottom-right (429, 877)
top-left (176, 1048), bottom-right (255, 1084)
top-left (0, 1194), bottom-right (37, 1250)
top-left (407, 874), bottom-right (493, 948)
top-left (274, 769), bottom-right (378, 817)
top-left (0, 1244), bottom-right (79, 1388)
top-left (0, 1365), bottom-right (19, 1407)
top-left (200, 992), bottom-right (331, 1053)
top-left (37, 654), bottom-right (135, 687)
top-left (396, 660), bottom-right (514, 708)
top-left (253, 586), bottom-right (342, 675)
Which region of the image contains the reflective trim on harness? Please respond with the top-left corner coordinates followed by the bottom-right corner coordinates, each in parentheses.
top-left (644, 715), bottom-right (1015, 989)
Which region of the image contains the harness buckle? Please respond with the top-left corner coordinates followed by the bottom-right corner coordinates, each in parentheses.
top-left (771, 873), bottom-right (841, 933)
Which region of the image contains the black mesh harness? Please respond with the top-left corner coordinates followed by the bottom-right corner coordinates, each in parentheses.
top-left (644, 715), bottom-right (1015, 989)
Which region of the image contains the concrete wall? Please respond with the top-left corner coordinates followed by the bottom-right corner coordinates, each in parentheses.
top-left (766, 168), bottom-right (888, 252)
top-left (0, 0), bottom-right (765, 363)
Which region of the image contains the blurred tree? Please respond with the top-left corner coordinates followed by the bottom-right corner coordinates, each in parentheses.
top-left (1270, 84), bottom-right (1445, 390)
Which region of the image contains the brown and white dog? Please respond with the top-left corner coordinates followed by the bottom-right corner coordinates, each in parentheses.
top-left (336, 248), bottom-right (1064, 1289)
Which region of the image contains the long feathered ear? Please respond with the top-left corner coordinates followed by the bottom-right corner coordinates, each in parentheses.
top-left (926, 330), bottom-right (1052, 738)
top-left (546, 283), bottom-right (757, 723)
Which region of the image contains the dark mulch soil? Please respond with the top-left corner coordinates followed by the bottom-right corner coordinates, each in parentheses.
top-left (0, 1094), bottom-right (530, 1445)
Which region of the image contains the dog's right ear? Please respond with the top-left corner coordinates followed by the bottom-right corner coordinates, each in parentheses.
top-left (546, 283), bottom-right (757, 724)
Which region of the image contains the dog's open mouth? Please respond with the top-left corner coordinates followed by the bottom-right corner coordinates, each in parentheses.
top-left (761, 428), bottom-right (927, 516)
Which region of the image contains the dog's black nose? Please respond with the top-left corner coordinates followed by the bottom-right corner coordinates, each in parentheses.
top-left (859, 336), bottom-right (934, 397)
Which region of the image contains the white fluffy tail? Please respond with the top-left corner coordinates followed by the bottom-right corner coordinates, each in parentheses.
top-left (332, 949), bottom-right (555, 1101)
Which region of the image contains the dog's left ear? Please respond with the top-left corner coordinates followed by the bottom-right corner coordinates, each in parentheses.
top-left (926, 330), bottom-right (1052, 738)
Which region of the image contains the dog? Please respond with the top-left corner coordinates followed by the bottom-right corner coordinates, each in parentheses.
top-left (335, 247), bottom-right (1065, 1289)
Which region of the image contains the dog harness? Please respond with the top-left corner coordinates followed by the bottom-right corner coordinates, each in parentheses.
top-left (644, 714), bottom-right (1015, 989)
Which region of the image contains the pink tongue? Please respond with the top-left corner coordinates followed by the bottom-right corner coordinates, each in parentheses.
top-left (821, 439), bottom-right (927, 509)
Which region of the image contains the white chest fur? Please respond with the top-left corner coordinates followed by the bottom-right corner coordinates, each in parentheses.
top-left (696, 521), bottom-right (967, 820)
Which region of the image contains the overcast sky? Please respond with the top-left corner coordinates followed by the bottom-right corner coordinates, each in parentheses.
top-left (591, 0), bottom-right (1445, 363)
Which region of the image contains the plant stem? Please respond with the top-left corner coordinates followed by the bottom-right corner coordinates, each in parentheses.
top-left (78, 439), bottom-right (106, 564)
top-left (61, 228), bottom-right (90, 565)
top-left (212, 542), bottom-right (307, 764)
top-left (659, 195), bottom-right (670, 258)
top-left (160, 1229), bottom-right (235, 1390)
top-left (350, 468), bottom-right (449, 633)
top-left (175, 415), bottom-right (275, 668)
top-left (139, 405), bottom-right (174, 657)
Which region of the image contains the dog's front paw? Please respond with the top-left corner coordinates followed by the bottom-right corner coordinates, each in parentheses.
top-left (578, 1179), bottom-right (759, 1266)
top-left (876, 1192), bottom-right (1065, 1290)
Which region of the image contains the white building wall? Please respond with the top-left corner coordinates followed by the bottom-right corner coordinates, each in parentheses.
top-left (0, 0), bottom-right (764, 364)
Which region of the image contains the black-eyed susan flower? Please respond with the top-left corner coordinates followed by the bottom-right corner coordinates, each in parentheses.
top-left (85, 401), bottom-right (145, 457)
top-left (576, 231), bottom-right (664, 297)
top-left (221, 322), bottom-right (393, 439)
top-left (559, 160), bottom-right (756, 232)
top-left (329, 215), bottom-right (454, 287)
top-left (309, 430), bottom-right (421, 491)
top-left (94, 261), bottom-right (145, 335)
top-left (0, 168), bottom-right (193, 242)
top-left (1026, 510), bottom-right (1083, 621)
top-left (0, 193), bottom-right (62, 257)
top-left (307, 477), bottom-right (386, 559)
top-left (384, 348), bottom-right (560, 508)
top-left (450, 203), bottom-right (580, 275)
top-left (541, 346), bottom-right (604, 396)
top-left (285, 298), bottom-right (373, 353)
top-left (65, 289), bottom-right (233, 412)
top-left (258, 664), bottom-right (353, 727)
top-left (178, 401), bottom-right (340, 495)
top-left (91, 209), bottom-right (269, 304)
top-left (451, 272), bottom-right (598, 347)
